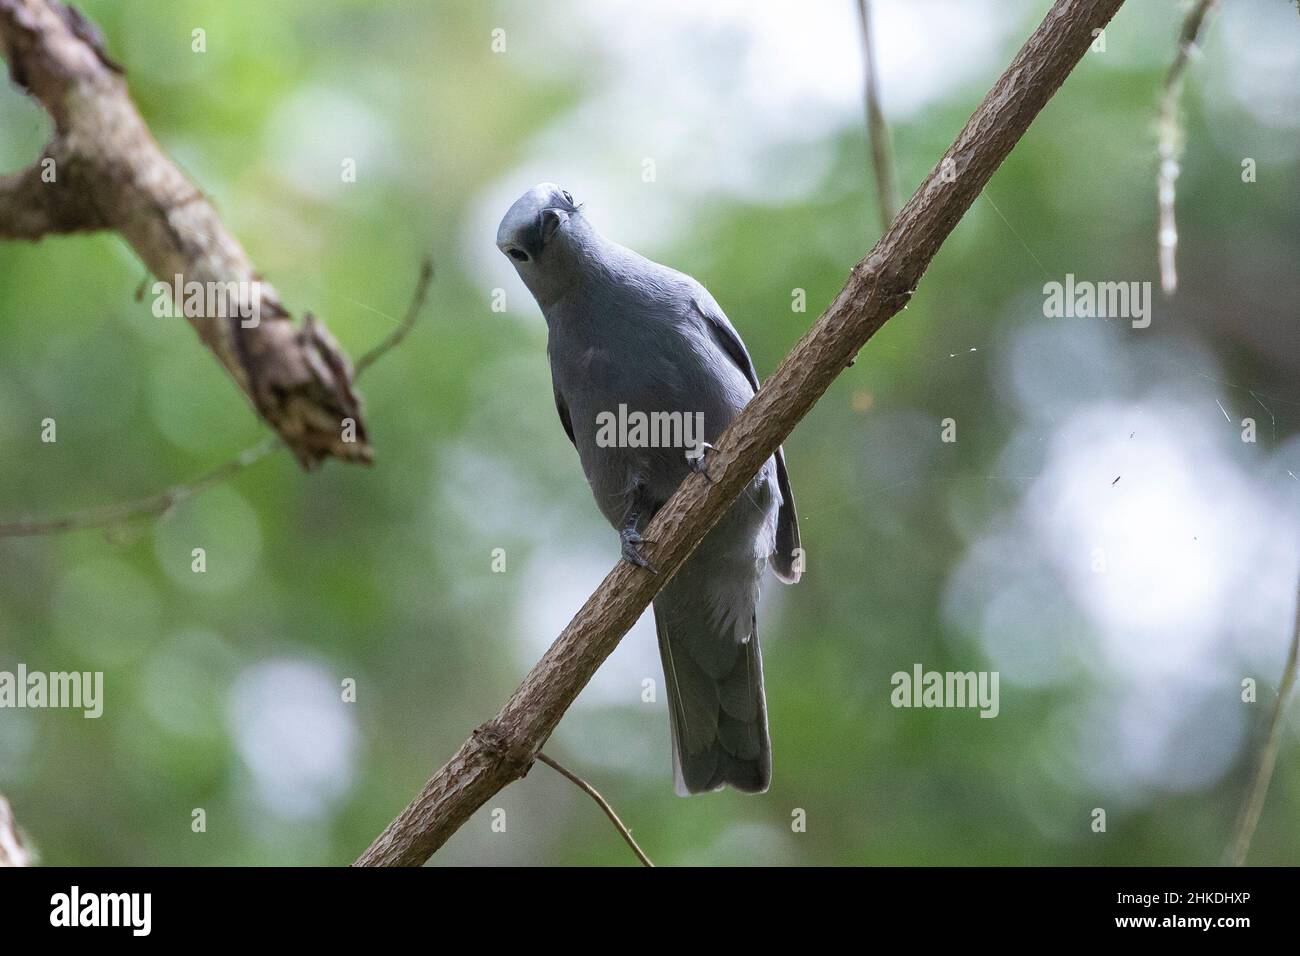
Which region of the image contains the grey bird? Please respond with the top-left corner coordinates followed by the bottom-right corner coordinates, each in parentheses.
top-left (497, 183), bottom-right (801, 795)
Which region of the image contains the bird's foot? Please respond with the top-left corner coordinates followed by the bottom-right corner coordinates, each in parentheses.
top-left (620, 528), bottom-right (659, 574)
top-left (686, 442), bottom-right (716, 483)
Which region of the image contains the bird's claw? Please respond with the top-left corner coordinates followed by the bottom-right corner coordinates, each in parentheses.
top-left (620, 528), bottom-right (659, 574)
top-left (687, 442), bottom-right (715, 483)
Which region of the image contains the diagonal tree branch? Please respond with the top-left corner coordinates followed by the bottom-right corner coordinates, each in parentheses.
top-left (0, 0), bottom-right (370, 467)
top-left (355, 0), bottom-right (1128, 867)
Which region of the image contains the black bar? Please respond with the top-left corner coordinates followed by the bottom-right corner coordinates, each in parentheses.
top-left (0, 866), bottom-right (1282, 940)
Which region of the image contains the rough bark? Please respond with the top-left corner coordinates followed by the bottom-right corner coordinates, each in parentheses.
top-left (0, 0), bottom-right (370, 467)
top-left (356, 0), bottom-right (1128, 867)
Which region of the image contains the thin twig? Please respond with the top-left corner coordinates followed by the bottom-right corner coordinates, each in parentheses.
top-left (1225, 589), bottom-right (1300, 866)
top-left (856, 0), bottom-right (899, 232)
top-left (0, 437), bottom-right (281, 537)
top-left (536, 752), bottom-right (654, 867)
top-left (0, 257), bottom-right (434, 539)
top-left (1157, 0), bottom-right (1219, 296)
top-left (354, 255), bottom-right (435, 376)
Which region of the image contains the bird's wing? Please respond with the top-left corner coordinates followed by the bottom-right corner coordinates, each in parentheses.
top-left (691, 295), bottom-right (802, 584)
top-left (554, 382), bottom-right (576, 447)
top-left (691, 294), bottom-right (761, 394)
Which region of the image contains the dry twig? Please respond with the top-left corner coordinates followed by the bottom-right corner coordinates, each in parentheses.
top-left (537, 753), bottom-right (653, 867)
top-left (1225, 590), bottom-right (1300, 866)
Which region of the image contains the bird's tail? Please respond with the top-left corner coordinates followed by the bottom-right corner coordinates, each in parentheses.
top-left (653, 556), bottom-right (771, 795)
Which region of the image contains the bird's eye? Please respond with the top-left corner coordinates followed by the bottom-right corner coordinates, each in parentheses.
top-left (561, 190), bottom-right (574, 205)
top-left (508, 248), bottom-right (530, 262)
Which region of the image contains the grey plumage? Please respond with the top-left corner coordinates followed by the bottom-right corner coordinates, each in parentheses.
top-left (497, 183), bottom-right (800, 795)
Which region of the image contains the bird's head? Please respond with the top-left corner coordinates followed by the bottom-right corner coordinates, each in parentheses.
top-left (496, 183), bottom-right (587, 304)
